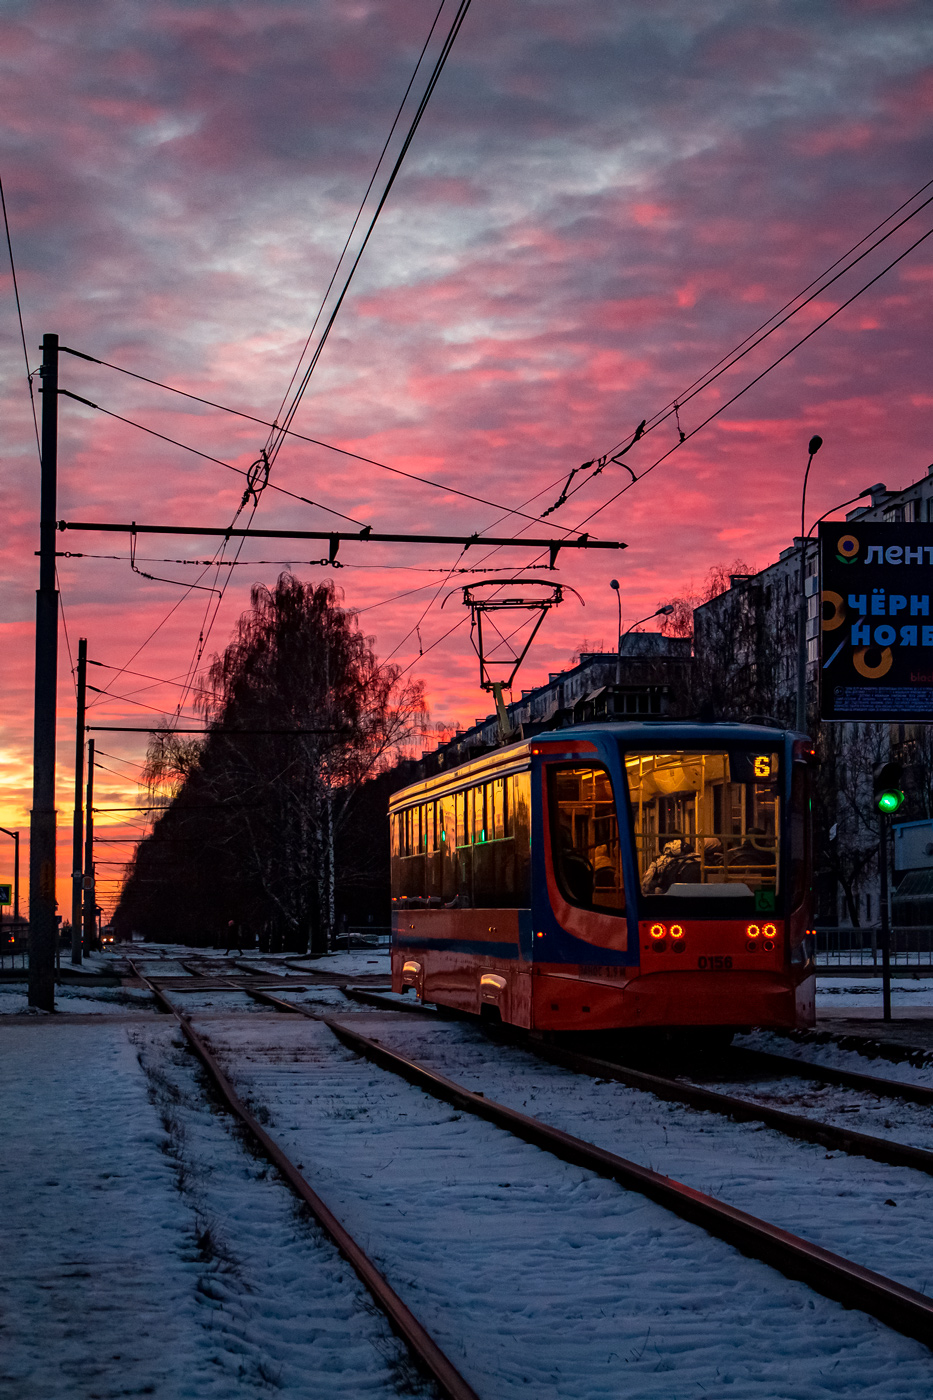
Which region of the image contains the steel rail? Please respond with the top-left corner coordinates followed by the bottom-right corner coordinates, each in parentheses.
top-left (339, 987), bottom-right (933, 1177)
top-left (324, 1016), bottom-right (933, 1350)
top-left (512, 1039), bottom-right (933, 1178)
top-left (127, 963), bottom-right (481, 1400)
top-left (726, 1045), bottom-right (933, 1107)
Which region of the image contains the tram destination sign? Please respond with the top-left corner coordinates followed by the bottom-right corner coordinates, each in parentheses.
top-left (820, 522), bottom-right (933, 722)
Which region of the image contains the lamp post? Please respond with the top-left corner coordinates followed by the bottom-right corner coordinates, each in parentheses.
top-left (794, 476), bottom-right (883, 734)
top-left (610, 579), bottom-right (622, 684)
top-left (0, 827), bottom-right (19, 924)
top-left (796, 435), bottom-right (823, 734)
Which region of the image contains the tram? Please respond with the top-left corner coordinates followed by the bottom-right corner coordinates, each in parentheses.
top-left (389, 722), bottom-right (816, 1033)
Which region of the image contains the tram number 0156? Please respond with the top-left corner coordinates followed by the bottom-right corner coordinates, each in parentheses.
top-left (697, 956), bottom-right (733, 970)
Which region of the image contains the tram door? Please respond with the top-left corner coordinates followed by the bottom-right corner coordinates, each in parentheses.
top-left (547, 763), bottom-right (627, 916)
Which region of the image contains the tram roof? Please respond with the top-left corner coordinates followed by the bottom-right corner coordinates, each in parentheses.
top-left (390, 720), bottom-right (804, 807)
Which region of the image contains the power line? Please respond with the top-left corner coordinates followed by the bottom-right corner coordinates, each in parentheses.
top-left (0, 170), bottom-right (40, 461)
top-left (571, 218), bottom-right (933, 533)
top-left (88, 659), bottom-right (219, 699)
top-left (266, 0), bottom-right (476, 470)
top-left (449, 204), bottom-right (933, 603)
top-left (64, 350), bottom-right (569, 532)
top-left (550, 180), bottom-right (933, 516)
top-left (58, 390), bottom-right (369, 529)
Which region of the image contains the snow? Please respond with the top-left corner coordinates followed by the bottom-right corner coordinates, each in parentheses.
top-left (0, 1019), bottom-right (434, 1398)
top-left (196, 1011), bottom-right (933, 1397)
top-left (321, 1013), bottom-right (933, 1300)
top-left (739, 1028), bottom-right (933, 1088)
top-left (287, 948), bottom-right (391, 978)
top-left (0, 981), bottom-right (154, 1015)
top-left (817, 976), bottom-right (933, 1009)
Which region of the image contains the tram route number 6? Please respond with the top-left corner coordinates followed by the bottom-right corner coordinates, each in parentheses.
top-left (698, 956), bottom-right (733, 970)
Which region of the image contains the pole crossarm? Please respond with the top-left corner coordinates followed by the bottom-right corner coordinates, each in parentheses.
top-left (57, 520), bottom-right (625, 565)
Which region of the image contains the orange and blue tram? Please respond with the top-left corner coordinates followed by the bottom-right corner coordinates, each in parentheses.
top-left (390, 722), bottom-right (816, 1033)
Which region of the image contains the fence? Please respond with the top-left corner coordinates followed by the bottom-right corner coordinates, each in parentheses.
top-left (815, 925), bottom-right (933, 969)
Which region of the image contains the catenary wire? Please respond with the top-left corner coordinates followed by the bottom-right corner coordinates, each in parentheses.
top-left (553, 182), bottom-right (933, 514)
top-left (63, 395), bottom-right (369, 529)
top-left (264, 0), bottom-right (449, 444)
top-left (0, 170), bottom-right (40, 460)
top-left (266, 0), bottom-right (476, 469)
top-left (570, 218), bottom-right (933, 533)
top-left (64, 358), bottom-right (574, 533)
top-left (452, 209), bottom-right (933, 602)
top-left (604, 172), bottom-right (933, 458)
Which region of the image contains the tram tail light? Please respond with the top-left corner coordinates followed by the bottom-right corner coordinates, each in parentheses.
top-left (746, 924), bottom-right (760, 939)
top-left (669, 925), bottom-right (684, 940)
top-left (650, 924), bottom-right (666, 940)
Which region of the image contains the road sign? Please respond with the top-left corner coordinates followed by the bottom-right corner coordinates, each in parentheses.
top-left (0, 884), bottom-right (11, 906)
top-left (820, 522), bottom-right (933, 721)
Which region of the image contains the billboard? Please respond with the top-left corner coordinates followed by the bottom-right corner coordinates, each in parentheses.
top-left (820, 521), bottom-right (933, 722)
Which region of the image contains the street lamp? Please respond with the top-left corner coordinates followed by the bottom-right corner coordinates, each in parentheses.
top-left (795, 465), bottom-right (882, 732)
top-left (624, 604), bottom-right (675, 636)
top-left (610, 579), bottom-right (622, 684)
top-left (796, 435), bottom-right (823, 733)
top-left (0, 827), bottom-right (20, 925)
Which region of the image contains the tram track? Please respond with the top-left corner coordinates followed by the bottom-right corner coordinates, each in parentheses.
top-left (204, 979), bottom-right (933, 1350)
top-left (130, 964), bottom-right (933, 1352)
top-left (342, 987), bottom-right (933, 1151)
top-left (129, 963), bottom-right (480, 1400)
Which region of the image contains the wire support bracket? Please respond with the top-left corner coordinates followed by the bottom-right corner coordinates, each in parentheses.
top-left (57, 520), bottom-right (626, 554)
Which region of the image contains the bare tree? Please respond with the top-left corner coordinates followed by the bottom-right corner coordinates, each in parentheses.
top-left (116, 574), bottom-right (427, 951)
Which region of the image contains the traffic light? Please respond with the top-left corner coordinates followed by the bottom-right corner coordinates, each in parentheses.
top-left (873, 761), bottom-right (905, 815)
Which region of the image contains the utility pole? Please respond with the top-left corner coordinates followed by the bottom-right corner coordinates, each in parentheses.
top-left (28, 333), bottom-right (59, 1011)
top-left (83, 739), bottom-right (95, 956)
top-left (879, 812), bottom-right (892, 1021)
top-left (71, 638), bottom-right (87, 964)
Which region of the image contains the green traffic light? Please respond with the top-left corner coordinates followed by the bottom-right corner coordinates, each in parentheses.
top-left (878, 790), bottom-right (905, 814)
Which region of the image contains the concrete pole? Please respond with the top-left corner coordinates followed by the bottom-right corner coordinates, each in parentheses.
top-left (83, 739), bottom-right (95, 955)
top-left (28, 333), bottom-right (59, 1011)
top-left (71, 637), bottom-right (87, 964)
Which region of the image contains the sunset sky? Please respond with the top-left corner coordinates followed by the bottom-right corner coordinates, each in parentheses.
top-left (2, 0), bottom-right (933, 915)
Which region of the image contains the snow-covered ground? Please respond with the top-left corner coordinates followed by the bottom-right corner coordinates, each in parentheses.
top-left (287, 948), bottom-right (390, 978)
top-left (0, 1019), bottom-right (436, 1398)
top-left (320, 1012), bottom-right (933, 1295)
top-left (817, 976), bottom-right (933, 1009)
top-left (196, 1010), bottom-right (933, 1398)
top-left (0, 981), bottom-right (154, 1015)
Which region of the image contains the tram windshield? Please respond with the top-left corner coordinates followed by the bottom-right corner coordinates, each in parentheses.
top-left (624, 750), bottom-right (780, 915)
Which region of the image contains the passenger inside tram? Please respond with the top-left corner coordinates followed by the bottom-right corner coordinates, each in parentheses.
top-left (625, 751), bottom-right (780, 901)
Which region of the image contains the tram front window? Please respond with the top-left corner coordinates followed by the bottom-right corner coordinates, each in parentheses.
top-left (625, 750), bottom-right (780, 915)
top-left (549, 765), bottom-right (625, 913)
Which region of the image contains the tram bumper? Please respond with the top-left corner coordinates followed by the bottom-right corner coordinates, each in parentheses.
top-left (622, 968), bottom-right (814, 1030)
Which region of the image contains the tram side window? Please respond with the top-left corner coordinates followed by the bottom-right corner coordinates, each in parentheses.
top-left (548, 765), bottom-right (625, 914)
top-left (455, 790), bottom-right (470, 847)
